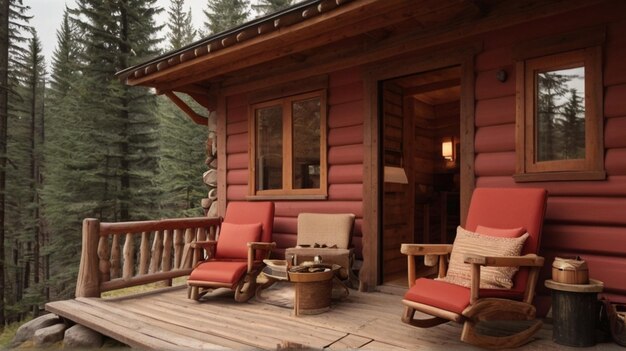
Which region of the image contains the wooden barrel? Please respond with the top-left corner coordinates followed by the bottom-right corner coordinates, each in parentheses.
top-left (545, 279), bottom-right (604, 347)
top-left (289, 269), bottom-right (335, 315)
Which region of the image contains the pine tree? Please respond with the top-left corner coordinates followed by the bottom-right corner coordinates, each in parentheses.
top-left (21, 30), bottom-right (46, 316)
top-left (41, 7), bottom-right (85, 299)
top-left (0, 0), bottom-right (10, 326)
top-left (536, 72), bottom-right (569, 161)
top-left (0, 0), bottom-right (31, 323)
top-left (253, 0), bottom-right (293, 16)
top-left (166, 0), bottom-right (196, 50)
top-left (157, 97), bottom-right (206, 218)
top-left (203, 0), bottom-right (249, 35)
top-left (559, 88), bottom-right (585, 160)
top-left (159, 0), bottom-right (206, 218)
top-left (70, 0), bottom-right (163, 222)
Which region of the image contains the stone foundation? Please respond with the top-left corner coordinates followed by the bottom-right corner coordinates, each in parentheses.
top-left (12, 313), bottom-right (118, 349)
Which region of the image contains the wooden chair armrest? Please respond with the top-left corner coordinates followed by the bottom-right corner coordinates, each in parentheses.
top-left (463, 253), bottom-right (544, 267)
top-left (400, 244), bottom-right (453, 256)
top-left (467, 254), bottom-right (545, 305)
top-left (401, 244), bottom-right (453, 288)
top-left (246, 242), bottom-right (277, 272)
top-left (247, 242), bottom-right (276, 251)
top-left (190, 240), bottom-right (217, 249)
top-left (190, 240), bottom-right (218, 268)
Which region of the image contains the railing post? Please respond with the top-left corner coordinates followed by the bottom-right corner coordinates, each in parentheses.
top-left (76, 218), bottom-right (101, 298)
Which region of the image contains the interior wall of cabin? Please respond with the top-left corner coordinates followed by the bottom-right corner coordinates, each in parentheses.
top-left (381, 67), bottom-right (461, 287)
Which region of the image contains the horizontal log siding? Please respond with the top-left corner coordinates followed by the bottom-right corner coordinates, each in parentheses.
top-left (474, 5), bottom-right (626, 305)
top-left (224, 68), bottom-right (364, 258)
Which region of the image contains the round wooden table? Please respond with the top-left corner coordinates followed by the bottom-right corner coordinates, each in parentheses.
top-left (545, 279), bottom-right (604, 347)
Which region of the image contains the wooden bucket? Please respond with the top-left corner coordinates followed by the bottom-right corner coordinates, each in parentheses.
top-left (552, 257), bottom-right (589, 284)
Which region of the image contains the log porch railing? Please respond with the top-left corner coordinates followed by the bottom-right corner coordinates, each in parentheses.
top-left (75, 217), bottom-right (221, 298)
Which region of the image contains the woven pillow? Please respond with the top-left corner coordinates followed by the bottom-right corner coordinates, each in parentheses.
top-left (439, 226), bottom-right (529, 289)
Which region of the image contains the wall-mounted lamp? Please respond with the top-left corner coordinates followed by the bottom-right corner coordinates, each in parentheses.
top-left (441, 138), bottom-right (454, 161)
top-left (496, 69), bottom-right (508, 82)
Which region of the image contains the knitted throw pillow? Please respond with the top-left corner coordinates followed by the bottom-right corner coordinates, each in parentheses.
top-left (439, 226), bottom-right (528, 289)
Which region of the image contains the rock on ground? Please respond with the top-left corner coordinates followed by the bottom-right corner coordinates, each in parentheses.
top-left (33, 323), bottom-right (67, 347)
top-left (64, 324), bottom-right (104, 348)
top-left (12, 314), bottom-right (62, 345)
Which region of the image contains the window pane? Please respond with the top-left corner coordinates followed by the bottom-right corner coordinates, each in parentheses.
top-left (292, 97), bottom-right (321, 189)
top-left (536, 66), bottom-right (585, 162)
top-left (256, 105), bottom-right (283, 191)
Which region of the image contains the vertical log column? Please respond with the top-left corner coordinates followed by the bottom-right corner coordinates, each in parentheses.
top-left (76, 218), bottom-right (101, 298)
top-left (203, 111), bottom-right (219, 217)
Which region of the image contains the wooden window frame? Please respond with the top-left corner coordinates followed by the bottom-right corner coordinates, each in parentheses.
top-left (514, 30), bottom-right (606, 182)
top-left (248, 90), bottom-right (328, 199)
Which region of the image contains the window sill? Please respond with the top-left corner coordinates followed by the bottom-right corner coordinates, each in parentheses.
top-left (513, 170), bottom-right (606, 183)
top-left (246, 194), bottom-right (328, 201)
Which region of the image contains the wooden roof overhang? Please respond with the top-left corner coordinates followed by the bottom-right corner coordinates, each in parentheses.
top-left (115, 0), bottom-right (607, 125)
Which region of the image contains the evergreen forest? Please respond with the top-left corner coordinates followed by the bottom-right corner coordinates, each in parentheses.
top-left (0, 0), bottom-right (294, 328)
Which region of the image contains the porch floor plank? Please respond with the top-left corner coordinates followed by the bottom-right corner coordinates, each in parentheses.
top-left (46, 299), bottom-right (226, 350)
top-left (46, 286), bottom-right (621, 350)
top-left (327, 334), bottom-right (373, 349)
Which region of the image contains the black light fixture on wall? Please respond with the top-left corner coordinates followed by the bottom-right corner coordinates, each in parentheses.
top-left (496, 69), bottom-right (508, 82)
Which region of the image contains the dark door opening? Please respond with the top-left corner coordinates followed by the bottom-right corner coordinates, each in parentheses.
top-left (380, 66), bottom-right (462, 287)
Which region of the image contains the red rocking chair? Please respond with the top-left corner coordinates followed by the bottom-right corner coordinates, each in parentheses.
top-left (187, 201), bottom-right (275, 302)
top-left (401, 188), bottom-right (547, 348)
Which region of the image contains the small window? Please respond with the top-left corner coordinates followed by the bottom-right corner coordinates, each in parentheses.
top-left (249, 90), bottom-right (327, 197)
top-left (515, 47), bottom-right (605, 182)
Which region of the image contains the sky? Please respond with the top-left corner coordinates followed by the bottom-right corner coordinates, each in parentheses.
top-left (29, 0), bottom-right (207, 68)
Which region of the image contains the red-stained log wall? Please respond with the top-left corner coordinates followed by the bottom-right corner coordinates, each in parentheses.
top-left (224, 68), bottom-right (364, 258)
top-left (474, 2), bottom-right (626, 305)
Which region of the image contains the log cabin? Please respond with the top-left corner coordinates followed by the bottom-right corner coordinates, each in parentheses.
top-left (114, 0), bottom-right (626, 313)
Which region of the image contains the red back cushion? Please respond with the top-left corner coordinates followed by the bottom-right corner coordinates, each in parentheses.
top-left (224, 202), bottom-right (274, 243)
top-left (215, 222), bottom-right (262, 259)
top-left (465, 188), bottom-right (547, 294)
top-left (224, 201), bottom-right (275, 260)
top-left (475, 225), bottom-right (526, 238)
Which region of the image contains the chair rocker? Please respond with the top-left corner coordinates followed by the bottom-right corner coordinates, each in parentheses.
top-left (400, 188), bottom-right (547, 349)
top-left (187, 201), bottom-right (275, 302)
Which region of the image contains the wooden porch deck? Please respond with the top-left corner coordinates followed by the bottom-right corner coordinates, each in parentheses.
top-left (44, 285), bottom-right (619, 350)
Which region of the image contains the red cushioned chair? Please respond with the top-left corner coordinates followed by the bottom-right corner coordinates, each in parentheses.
top-left (400, 188), bottom-right (547, 349)
top-left (187, 201), bottom-right (275, 302)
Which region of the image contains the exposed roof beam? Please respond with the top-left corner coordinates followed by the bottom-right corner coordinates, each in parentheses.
top-left (164, 92), bottom-right (209, 126)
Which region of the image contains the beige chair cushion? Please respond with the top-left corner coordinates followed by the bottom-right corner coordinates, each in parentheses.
top-left (296, 213), bottom-right (355, 249)
top-left (439, 226), bottom-right (529, 289)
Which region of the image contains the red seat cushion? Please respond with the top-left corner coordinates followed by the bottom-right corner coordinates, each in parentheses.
top-left (215, 222), bottom-right (262, 259)
top-left (405, 278), bottom-right (526, 315)
top-left (188, 261), bottom-right (248, 286)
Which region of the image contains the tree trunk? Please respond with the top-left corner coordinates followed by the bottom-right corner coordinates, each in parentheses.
top-left (40, 79), bottom-right (48, 303)
top-left (0, 0), bottom-right (11, 326)
top-left (119, 1), bottom-right (130, 222)
top-left (30, 55), bottom-right (40, 317)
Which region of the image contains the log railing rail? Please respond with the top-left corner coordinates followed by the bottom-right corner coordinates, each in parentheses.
top-left (76, 217), bottom-right (221, 298)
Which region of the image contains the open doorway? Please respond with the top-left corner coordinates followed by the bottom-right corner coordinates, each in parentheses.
top-left (380, 66), bottom-right (462, 287)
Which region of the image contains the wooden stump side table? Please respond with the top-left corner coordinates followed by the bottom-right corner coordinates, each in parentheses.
top-left (288, 267), bottom-right (338, 316)
top-left (545, 279), bottom-right (604, 347)
top-left (259, 262), bottom-right (343, 316)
